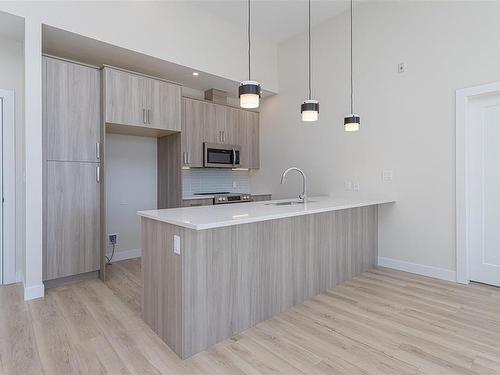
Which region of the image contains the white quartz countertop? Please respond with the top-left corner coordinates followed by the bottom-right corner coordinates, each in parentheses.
top-left (138, 195), bottom-right (395, 230)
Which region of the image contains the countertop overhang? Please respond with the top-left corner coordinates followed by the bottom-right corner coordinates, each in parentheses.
top-left (137, 195), bottom-right (395, 230)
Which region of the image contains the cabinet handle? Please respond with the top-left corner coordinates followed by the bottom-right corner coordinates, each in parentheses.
top-left (96, 166), bottom-right (101, 183)
top-left (223, 131), bottom-right (226, 143)
top-left (187, 151), bottom-right (190, 164)
top-left (148, 109), bottom-right (151, 124)
top-left (96, 142), bottom-right (101, 160)
top-left (142, 108), bottom-right (146, 124)
top-left (182, 151), bottom-right (186, 164)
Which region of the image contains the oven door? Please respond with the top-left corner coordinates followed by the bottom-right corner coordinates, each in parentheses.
top-left (204, 143), bottom-right (241, 168)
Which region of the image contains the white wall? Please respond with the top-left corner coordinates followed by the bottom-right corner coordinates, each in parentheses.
top-left (0, 35), bottom-right (24, 282)
top-left (252, 1), bottom-right (500, 273)
top-left (0, 1), bottom-right (278, 92)
top-left (106, 134), bottom-right (157, 259)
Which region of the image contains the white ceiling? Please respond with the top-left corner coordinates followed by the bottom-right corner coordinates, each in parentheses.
top-left (42, 25), bottom-right (275, 98)
top-left (0, 11), bottom-right (24, 42)
top-left (190, 0), bottom-right (349, 44)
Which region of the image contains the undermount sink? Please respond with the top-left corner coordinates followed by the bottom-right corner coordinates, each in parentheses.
top-left (266, 200), bottom-right (316, 206)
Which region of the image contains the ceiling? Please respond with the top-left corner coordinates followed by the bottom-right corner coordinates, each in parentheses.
top-left (0, 11), bottom-right (24, 42)
top-left (190, 0), bottom-right (349, 44)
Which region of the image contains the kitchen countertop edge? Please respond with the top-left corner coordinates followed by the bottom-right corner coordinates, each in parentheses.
top-left (138, 196), bottom-right (395, 231)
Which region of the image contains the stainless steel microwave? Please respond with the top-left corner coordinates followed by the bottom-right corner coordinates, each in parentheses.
top-left (203, 143), bottom-right (241, 168)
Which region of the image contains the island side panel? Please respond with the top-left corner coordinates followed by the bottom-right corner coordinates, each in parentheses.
top-left (181, 205), bottom-right (378, 358)
top-left (141, 217), bottom-right (183, 356)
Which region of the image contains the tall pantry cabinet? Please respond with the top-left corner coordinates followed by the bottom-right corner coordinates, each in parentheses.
top-left (43, 56), bottom-right (102, 281)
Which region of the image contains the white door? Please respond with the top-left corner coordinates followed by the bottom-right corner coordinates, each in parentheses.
top-left (468, 92), bottom-right (500, 286)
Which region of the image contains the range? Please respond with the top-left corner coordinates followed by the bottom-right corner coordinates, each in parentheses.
top-left (194, 192), bottom-right (252, 205)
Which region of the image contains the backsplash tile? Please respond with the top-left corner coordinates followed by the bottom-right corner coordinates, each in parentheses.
top-left (182, 169), bottom-right (250, 196)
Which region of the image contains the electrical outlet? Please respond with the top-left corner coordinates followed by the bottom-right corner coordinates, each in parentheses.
top-left (173, 235), bottom-right (181, 255)
top-left (398, 63), bottom-right (405, 73)
top-left (353, 182), bottom-right (360, 192)
top-left (108, 233), bottom-right (118, 246)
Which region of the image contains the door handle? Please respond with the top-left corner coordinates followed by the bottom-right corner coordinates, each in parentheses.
top-left (96, 142), bottom-right (101, 160)
top-left (232, 148), bottom-right (236, 166)
top-left (142, 108), bottom-right (146, 124)
top-left (96, 166), bottom-right (101, 183)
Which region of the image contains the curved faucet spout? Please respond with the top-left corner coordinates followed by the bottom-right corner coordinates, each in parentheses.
top-left (281, 167), bottom-right (307, 202)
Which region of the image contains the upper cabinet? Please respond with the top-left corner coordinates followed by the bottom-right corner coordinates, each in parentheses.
top-left (150, 79), bottom-right (181, 132)
top-left (44, 57), bottom-right (101, 162)
top-left (181, 98), bottom-right (204, 168)
top-left (103, 67), bottom-right (181, 134)
top-left (238, 110), bottom-right (260, 169)
top-left (182, 97), bottom-right (260, 169)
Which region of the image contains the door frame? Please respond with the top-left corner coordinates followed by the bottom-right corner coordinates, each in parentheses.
top-left (456, 81), bottom-right (500, 284)
top-left (0, 89), bottom-right (16, 285)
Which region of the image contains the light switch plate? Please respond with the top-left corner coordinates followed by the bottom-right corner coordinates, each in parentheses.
top-left (353, 182), bottom-right (360, 192)
top-left (344, 181), bottom-right (353, 191)
top-left (173, 235), bottom-right (181, 255)
top-left (382, 170), bottom-right (394, 181)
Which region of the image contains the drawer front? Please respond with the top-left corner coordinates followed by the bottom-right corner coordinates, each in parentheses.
top-left (182, 198), bottom-right (213, 207)
top-left (251, 194), bottom-right (272, 202)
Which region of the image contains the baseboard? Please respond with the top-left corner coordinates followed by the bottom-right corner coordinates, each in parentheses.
top-left (377, 257), bottom-right (457, 282)
top-left (106, 248), bottom-right (141, 262)
top-left (24, 283), bottom-right (45, 301)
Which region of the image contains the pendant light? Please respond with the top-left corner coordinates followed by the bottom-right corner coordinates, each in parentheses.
top-left (301, 0), bottom-right (319, 122)
top-left (344, 0), bottom-right (360, 131)
top-left (239, 0), bottom-right (261, 109)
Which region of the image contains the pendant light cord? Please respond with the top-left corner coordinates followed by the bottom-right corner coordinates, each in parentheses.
top-left (248, 0), bottom-right (251, 81)
top-left (308, 0), bottom-right (312, 100)
top-left (350, 0), bottom-right (353, 114)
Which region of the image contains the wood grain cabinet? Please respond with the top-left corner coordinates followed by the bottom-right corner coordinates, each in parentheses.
top-left (203, 103), bottom-right (230, 144)
top-left (104, 67), bottom-right (181, 133)
top-left (181, 98), bottom-right (204, 167)
top-left (238, 110), bottom-right (259, 169)
top-left (181, 198), bottom-right (213, 207)
top-left (149, 79), bottom-right (181, 132)
top-left (44, 57), bottom-right (101, 162)
top-left (182, 98), bottom-right (260, 169)
top-left (44, 161), bottom-right (101, 280)
top-left (43, 56), bottom-right (102, 281)
top-left (251, 194), bottom-right (271, 202)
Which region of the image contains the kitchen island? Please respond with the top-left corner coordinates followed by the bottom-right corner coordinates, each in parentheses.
top-left (137, 196), bottom-right (394, 359)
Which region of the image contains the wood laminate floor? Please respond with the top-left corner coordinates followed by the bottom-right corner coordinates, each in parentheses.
top-left (1, 258), bottom-right (500, 374)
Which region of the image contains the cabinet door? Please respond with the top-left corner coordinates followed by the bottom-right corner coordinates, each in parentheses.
top-left (203, 102), bottom-right (217, 143)
top-left (224, 107), bottom-right (239, 145)
top-left (181, 98), bottom-right (204, 167)
top-left (239, 110), bottom-right (260, 169)
top-left (181, 198), bottom-right (213, 207)
top-left (104, 68), bottom-right (148, 127)
top-left (247, 111), bottom-right (260, 168)
top-left (149, 79), bottom-right (181, 131)
top-left (45, 161), bottom-right (101, 280)
top-left (45, 57), bottom-right (101, 162)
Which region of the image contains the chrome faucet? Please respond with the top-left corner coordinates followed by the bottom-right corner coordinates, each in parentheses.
top-left (281, 167), bottom-right (307, 203)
